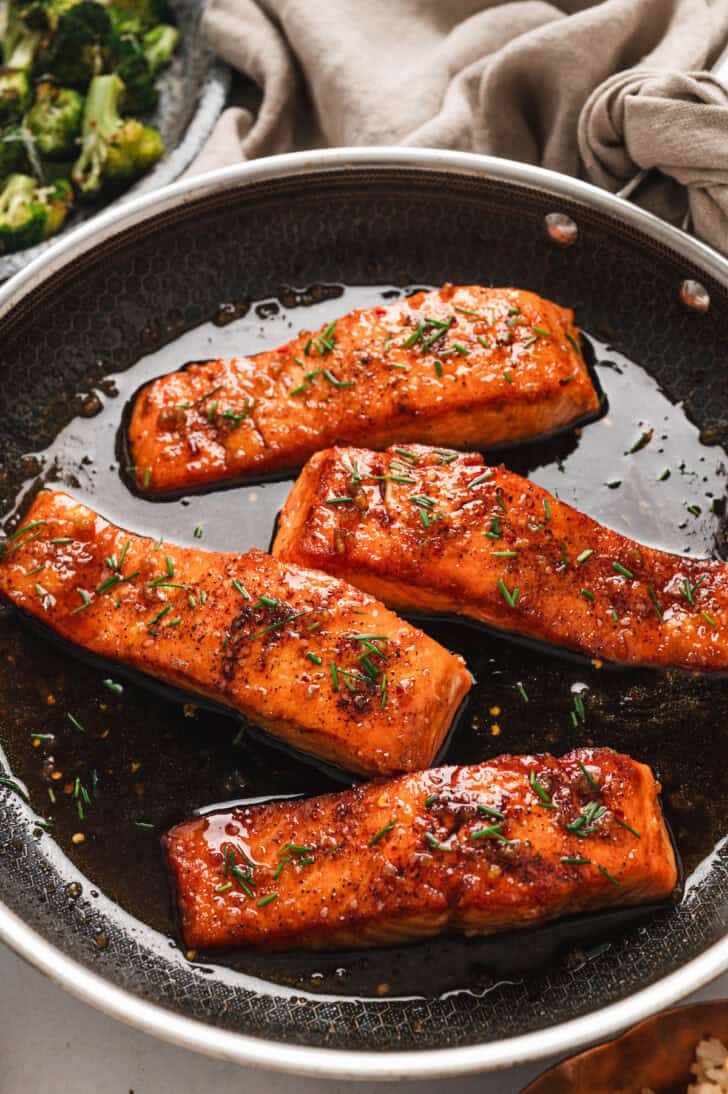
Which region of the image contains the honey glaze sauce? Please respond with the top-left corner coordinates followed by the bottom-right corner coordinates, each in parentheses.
top-left (0, 283), bottom-right (726, 999)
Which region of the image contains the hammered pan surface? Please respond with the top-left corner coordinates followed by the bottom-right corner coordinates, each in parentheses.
top-left (0, 168), bottom-right (727, 1050)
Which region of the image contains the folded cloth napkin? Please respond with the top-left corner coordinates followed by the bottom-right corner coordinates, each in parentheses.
top-left (188, 0), bottom-right (728, 253)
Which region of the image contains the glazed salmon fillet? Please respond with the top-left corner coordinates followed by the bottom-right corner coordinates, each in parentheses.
top-left (273, 445), bottom-right (728, 672)
top-left (127, 286), bottom-right (600, 494)
top-left (0, 492), bottom-right (471, 776)
top-left (164, 747), bottom-right (677, 952)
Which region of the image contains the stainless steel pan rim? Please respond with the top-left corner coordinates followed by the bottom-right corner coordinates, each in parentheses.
top-left (1, 147), bottom-right (727, 1079)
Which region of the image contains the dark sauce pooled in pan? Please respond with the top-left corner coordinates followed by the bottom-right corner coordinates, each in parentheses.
top-left (0, 284), bottom-right (726, 1000)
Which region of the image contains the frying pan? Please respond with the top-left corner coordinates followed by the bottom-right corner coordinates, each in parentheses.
top-left (0, 149), bottom-right (727, 1079)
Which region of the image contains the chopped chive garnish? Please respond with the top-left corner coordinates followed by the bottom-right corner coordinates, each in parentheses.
top-left (67, 713), bottom-right (85, 733)
top-left (134, 820), bottom-right (154, 829)
top-left (565, 331), bottom-right (581, 355)
top-left (575, 549), bottom-right (594, 565)
top-left (193, 525), bottom-right (203, 539)
top-left (543, 498), bottom-right (551, 522)
top-left (425, 831), bottom-right (453, 851)
top-left (529, 770), bottom-right (556, 809)
top-left (231, 578), bottom-right (250, 600)
top-left (497, 579), bottom-right (519, 608)
top-left (469, 471), bottom-right (493, 488)
top-left (70, 588), bottom-right (93, 614)
top-left (612, 561), bottom-right (634, 579)
top-left (614, 817), bottom-right (641, 839)
top-left (143, 467), bottom-right (151, 488)
top-left (435, 450), bottom-right (458, 464)
top-left (452, 342), bottom-right (470, 356)
top-left (434, 360), bottom-right (443, 376)
top-left (478, 803), bottom-right (505, 820)
top-left (659, 468), bottom-right (671, 482)
top-left (322, 369), bottom-right (354, 388)
top-left (598, 865), bottom-right (621, 887)
top-left (330, 662), bottom-right (340, 692)
top-left (215, 882), bottom-right (233, 894)
top-left (578, 760), bottom-right (599, 789)
top-left (476, 335), bottom-right (490, 349)
top-left (492, 549), bottom-right (518, 558)
top-left (380, 671), bottom-right (388, 709)
top-left (532, 326), bottom-right (551, 337)
top-left (102, 678), bottom-right (123, 695)
top-left (610, 608), bottom-right (619, 622)
top-left (248, 609), bottom-right (308, 641)
top-left (0, 775), bottom-right (30, 803)
top-left (701, 611), bottom-right (718, 628)
top-left (471, 824), bottom-right (515, 844)
top-left (454, 305), bottom-right (483, 319)
top-left (369, 819), bottom-right (397, 846)
top-left (516, 682), bottom-right (528, 703)
top-left (561, 856), bottom-right (591, 865)
top-left (306, 652), bottom-right (322, 665)
top-left (647, 585), bottom-right (663, 621)
top-left (627, 429), bottom-right (653, 454)
top-left (687, 504), bottom-right (701, 517)
top-left (573, 694), bottom-right (586, 723)
top-left (50, 537), bottom-right (73, 544)
top-left (165, 555), bottom-right (175, 578)
top-left (503, 370), bottom-right (513, 384)
top-left (324, 496), bottom-right (354, 506)
top-left (566, 801), bottom-right (607, 836)
top-left (256, 893), bottom-right (279, 907)
top-left (148, 605), bottom-right (172, 627)
top-left (582, 589), bottom-right (595, 602)
top-left (679, 574), bottom-right (706, 606)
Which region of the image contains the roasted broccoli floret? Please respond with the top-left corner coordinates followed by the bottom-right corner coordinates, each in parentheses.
top-left (25, 80), bottom-right (83, 157)
top-left (0, 66), bottom-right (31, 123)
top-left (41, 1), bottom-right (112, 88)
top-left (105, 0), bottom-right (170, 28)
top-left (72, 72), bottom-right (162, 195)
top-left (141, 23), bottom-right (177, 74)
top-left (0, 123), bottom-right (29, 174)
top-left (0, 171), bottom-right (73, 252)
top-left (1, 0), bottom-right (43, 70)
top-left (112, 30), bottom-right (155, 111)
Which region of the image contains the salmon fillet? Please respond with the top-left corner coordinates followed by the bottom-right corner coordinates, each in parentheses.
top-left (273, 445), bottom-right (728, 672)
top-left (127, 286), bottom-right (600, 494)
top-left (0, 491), bottom-right (471, 776)
top-left (164, 747), bottom-right (677, 952)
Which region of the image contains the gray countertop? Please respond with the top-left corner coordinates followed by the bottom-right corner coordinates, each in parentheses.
top-left (2, 940), bottom-right (727, 1093)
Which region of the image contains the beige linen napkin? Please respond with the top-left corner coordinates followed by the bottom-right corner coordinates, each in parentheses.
top-left (188, 0), bottom-right (728, 253)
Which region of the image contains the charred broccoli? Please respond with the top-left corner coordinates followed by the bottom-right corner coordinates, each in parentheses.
top-left (141, 23), bottom-right (177, 74)
top-left (41, 1), bottom-right (112, 88)
top-left (0, 172), bottom-right (73, 252)
top-left (25, 81), bottom-right (83, 157)
top-left (105, 0), bottom-right (171, 28)
top-left (72, 72), bottom-right (162, 196)
top-left (0, 124), bottom-right (29, 175)
top-left (0, 66), bottom-right (31, 123)
top-left (112, 29), bottom-right (155, 112)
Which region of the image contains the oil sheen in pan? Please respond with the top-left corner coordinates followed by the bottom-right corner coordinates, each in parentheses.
top-left (0, 283), bottom-right (726, 1001)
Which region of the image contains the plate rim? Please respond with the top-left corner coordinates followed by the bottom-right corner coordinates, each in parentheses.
top-left (1, 146), bottom-right (727, 1079)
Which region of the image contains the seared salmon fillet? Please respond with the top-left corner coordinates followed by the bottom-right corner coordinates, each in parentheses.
top-left (164, 747), bottom-right (677, 952)
top-left (127, 286), bottom-right (600, 494)
top-left (0, 491), bottom-right (471, 776)
top-left (273, 445), bottom-right (728, 672)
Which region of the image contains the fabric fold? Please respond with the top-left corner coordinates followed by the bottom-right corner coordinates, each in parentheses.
top-left (187, 0), bottom-right (728, 253)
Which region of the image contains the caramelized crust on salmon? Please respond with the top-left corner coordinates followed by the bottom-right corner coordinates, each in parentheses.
top-left (127, 286), bottom-right (600, 494)
top-left (0, 491), bottom-right (471, 776)
top-left (273, 445), bottom-right (728, 672)
top-left (164, 748), bottom-right (677, 952)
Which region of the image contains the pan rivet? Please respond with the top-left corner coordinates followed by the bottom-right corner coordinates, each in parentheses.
top-left (680, 279), bottom-right (710, 312)
top-left (545, 213), bottom-right (578, 247)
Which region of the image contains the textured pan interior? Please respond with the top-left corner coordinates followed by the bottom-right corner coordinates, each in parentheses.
top-left (0, 165), bottom-right (727, 1054)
